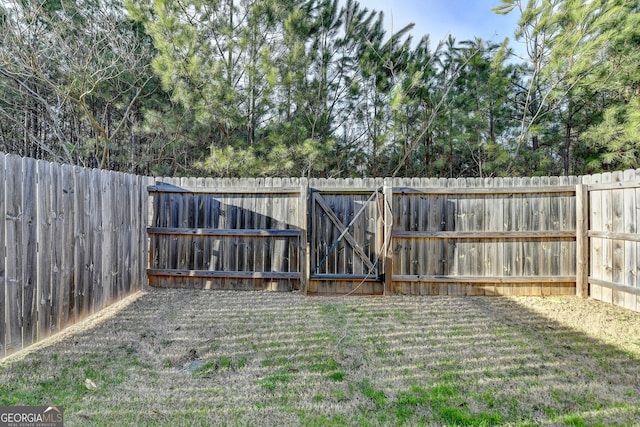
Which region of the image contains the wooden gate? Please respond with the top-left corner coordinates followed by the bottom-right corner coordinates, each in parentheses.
top-left (308, 186), bottom-right (385, 295)
top-left (147, 179), bottom-right (305, 291)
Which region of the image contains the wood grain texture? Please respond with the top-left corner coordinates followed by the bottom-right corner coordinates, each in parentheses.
top-left (1, 153), bottom-right (148, 357)
top-left (148, 178), bottom-right (305, 291)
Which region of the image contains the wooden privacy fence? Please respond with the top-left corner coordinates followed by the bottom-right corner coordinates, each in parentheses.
top-left (388, 176), bottom-right (579, 297)
top-left (0, 153), bottom-right (149, 358)
top-left (146, 171), bottom-right (640, 312)
top-left (148, 176), bottom-right (585, 297)
top-left (5, 153), bottom-right (640, 359)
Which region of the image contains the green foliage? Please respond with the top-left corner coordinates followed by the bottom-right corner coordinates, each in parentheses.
top-left (358, 378), bottom-right (386, 408)
top-left (580, 98), bottom-right (640, 172)
top-left (1, 0), bottom-right (637, 176)
top-left (191, 355), bottom-right (244, 377)
top-left (259, 372), bottom-right (292, 391)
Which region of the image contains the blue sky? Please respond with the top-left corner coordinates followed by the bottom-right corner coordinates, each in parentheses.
top-left (356, 0), bottom-right (523, 51)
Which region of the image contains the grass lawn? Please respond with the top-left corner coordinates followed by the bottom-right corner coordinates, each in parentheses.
top-left (2, 288), bottom-right (640, 426)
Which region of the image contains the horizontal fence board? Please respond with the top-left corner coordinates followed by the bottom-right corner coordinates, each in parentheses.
top-left (587, 181), bottom-right (640, 191)
top-left (393, 186), bottom-right (576, 195)
top-left (588, 231), bottom-right (640, 242)
top-left (392, 231), bottom-right (576, 239)
top-left (147, 268), bottom-right (300, 280)
top-left (588, 278), bottom-right (640, 297)
top-left (308, 280), bottom-right (384, 295)
top-left (393, 275), bottom-right (576, 283)
top-left (149, 184), bottom-right (302, 195)
top-left (149, 276), bottom-right (295, 291)
top-left (147, 227), bottom-right (302, 237)
top-left (310, 274), bottom-right (379, 281)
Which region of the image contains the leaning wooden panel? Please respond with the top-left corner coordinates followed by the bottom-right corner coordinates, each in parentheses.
top-left (113, 172), bottom-right (126, 301)
top-left (21, 157), bottom-right (37, 348)
top-left (560, 177), bottom-right (577, 287)
top-left (636, 183), bottom-right (640, 311)
top-left (36, 160), bottom-right (53, 342)
top-left (5, 154), bottom-right (24, 355)
top-left (91, 169), bottom-right (104, 312)
top-left (601, 173), bottom-right (614, 304)
top-left (271, 185), bottom-right (287, 276)
top-left (73, 167), bottom-right (90, 320)
top-left (611, 177), bottom-right (626, 307)
top-left (455, 181), bottom-right (471, 279)
top-left (575, 184), bottom-right (589, 298)
top-left (59, 164), bottom-right (75, 328)
top-left (0, 155), bottom-right (5, 357)
top-left (499, 178), bottom-right (513, 295)
top-left (48, 164), bottom-right (64, 333)
top-left (539, 178), bottom-right (553, 285)
top-left (469, 179), bottom-right (485, 281)
top-left (521, 177), bottom-right (535, 295)
top-left (485, 178), bottom-right (503, 296)
top-left (440, 182), bottom-right (457, 295)
top-left (382, 178), bottom-right (393, 295)
top-left (622, 170), bottom-right (637, 310)
top-left (588, 175), bottom-right (602, 300)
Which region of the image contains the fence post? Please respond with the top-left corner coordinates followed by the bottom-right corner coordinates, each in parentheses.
top-left (383, 178), bottom-right (394, 296)
top-left (576, 183), bottom-right (589, 298)
top-left (300, 178), bottom-right (309, 294)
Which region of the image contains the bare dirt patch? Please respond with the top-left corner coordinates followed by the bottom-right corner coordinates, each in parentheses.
top-left (2, 288), bottom-right (640, 426)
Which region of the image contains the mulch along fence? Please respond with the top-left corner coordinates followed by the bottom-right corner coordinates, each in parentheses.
top-left (3, 152), bottom-right (640, 357)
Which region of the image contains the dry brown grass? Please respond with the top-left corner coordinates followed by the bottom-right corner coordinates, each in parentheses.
top-left (2, 288), bottom-right (640, 426)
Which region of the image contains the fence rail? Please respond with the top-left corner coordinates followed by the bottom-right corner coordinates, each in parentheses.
top-left (1, 153), bottom-right (149, 358)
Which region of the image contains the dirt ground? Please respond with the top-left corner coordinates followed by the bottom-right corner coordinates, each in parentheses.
top-left (2, 288), bottom-right (640, 426)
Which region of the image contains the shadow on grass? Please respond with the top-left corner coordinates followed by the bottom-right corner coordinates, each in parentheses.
top-left (1, 289), bottom-right (639, 426)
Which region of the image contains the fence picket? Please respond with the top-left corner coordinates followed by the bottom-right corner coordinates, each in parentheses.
top-left (0, 155), bottom-right (5, 357)
top-left (21, 157), bottom-right (37, 348)
top-left (5, 155), bottom-right (24, 355)
top-left (36, 160), bottom-right (53, 341)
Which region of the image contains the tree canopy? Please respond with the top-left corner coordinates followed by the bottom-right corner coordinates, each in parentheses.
top-left (0, 0), bottom-right (638, 177)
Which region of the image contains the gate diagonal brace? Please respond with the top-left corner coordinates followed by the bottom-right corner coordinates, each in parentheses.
top-left (311, 188), bottom-right (382, 275)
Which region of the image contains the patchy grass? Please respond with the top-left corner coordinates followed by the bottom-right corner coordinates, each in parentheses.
top-left (2, 289), bottom-right (640, 426)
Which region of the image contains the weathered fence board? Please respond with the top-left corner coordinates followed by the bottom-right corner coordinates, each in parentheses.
top-left (60, 164), bottom-right (75, 329)
top-left (0, 155), bottom-right (5, 357)
top-left (5, 155), bottom-right (23, 355)
top-left (36, 160), bottom-right (53, 342)
top-left (0, 153), bottom-right (148, 358)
